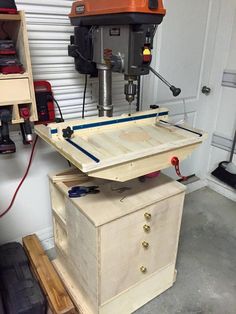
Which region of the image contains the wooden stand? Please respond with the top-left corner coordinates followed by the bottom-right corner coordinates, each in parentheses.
top-left (0, 11), bottom-right (37, 123)
top-left (49, 169), bottom-right (186, 314)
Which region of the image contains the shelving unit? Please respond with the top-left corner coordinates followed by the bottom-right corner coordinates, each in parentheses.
top-left (0, 11), bottom-right (37, 124)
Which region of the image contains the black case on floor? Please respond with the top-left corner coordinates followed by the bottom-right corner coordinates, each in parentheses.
top-left (0, 243), bottom-right (28, 269)
top-left (0, 242), bottom-right (46, 314)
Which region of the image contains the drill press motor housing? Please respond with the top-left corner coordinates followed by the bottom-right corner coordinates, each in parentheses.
top-left (69, 0), bottom-right (166, 116)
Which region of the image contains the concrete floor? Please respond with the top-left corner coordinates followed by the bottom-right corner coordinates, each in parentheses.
top-left (135, 187), bottom-right (236, 314)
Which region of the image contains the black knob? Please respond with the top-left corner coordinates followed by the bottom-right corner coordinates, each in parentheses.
top-left (62, 127), bottom-right (74, 139)
top-left (170, 86), bottom-right (181, 97)
top-left (150, 105), bottom-right (160, 110)
top-left (202, 86), bottom-right (211, 95)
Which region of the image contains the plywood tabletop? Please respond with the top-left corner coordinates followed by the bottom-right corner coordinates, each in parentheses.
top-left (52, 173), bottom-right (186, 226)
top-left (36, 109), bottom-right (207, 181)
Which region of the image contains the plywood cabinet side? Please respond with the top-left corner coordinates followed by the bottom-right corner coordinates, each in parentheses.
top-left (54, 199), bottom-right (99, 313)
top-left (18, 11), bottom-right (37, 121)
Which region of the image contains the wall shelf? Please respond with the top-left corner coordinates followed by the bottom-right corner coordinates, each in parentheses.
top-left (0, 11), bottom-right (37, 124)
top-left (0, 73), bottom-right (29, 80)
top-left (0, 13), bottom-right (21, 21)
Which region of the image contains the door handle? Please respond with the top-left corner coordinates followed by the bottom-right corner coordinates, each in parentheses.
top-left (202, 86), bottom-right (211, 95)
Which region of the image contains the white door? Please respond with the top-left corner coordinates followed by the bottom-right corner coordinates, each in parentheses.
top-left (142, 0), bottom-right (235, 180)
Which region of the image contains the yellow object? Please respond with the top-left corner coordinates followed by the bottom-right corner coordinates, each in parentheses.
top-left (143, 48), bottom-right (151, 55)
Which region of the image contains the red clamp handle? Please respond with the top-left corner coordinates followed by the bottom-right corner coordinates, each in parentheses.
top-left (171, 157), bottom-right (187, 181)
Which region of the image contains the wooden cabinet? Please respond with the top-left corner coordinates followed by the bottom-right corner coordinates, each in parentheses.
top-left (50, 169), bottom-right (186, 314)
top-left (0, 12), bottom-right (37, 123)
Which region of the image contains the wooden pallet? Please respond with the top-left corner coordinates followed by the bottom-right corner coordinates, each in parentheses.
top-left (22, 234), bottom-right (76, 314)
top-left (36, 109), bottom-right (207, 181)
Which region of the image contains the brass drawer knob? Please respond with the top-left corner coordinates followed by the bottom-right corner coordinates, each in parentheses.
top-left (140, 266), bottom-right (147, 273)
top-left (142, 241), bottom-right (149, 249)
top-left (143, 224), bottom-right (151, 232)
top-left (144, 213), bottom-right (152, 220)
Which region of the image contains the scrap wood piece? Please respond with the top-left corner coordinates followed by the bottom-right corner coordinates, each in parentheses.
top-left (52, 168), bottom-right (88, 183)
top-left (23, 234), bottom-right (76, 314)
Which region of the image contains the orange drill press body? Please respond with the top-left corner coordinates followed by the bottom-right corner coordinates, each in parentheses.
top-left (70, 0), bottom-right (166, 17)
top-left (70, 0), bottom-right (166, 25)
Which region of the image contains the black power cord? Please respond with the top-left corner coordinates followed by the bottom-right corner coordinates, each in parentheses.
top-left (51, 96), bottom-right (64, 122)
top-left (82, 74), bottom-right (88, 119)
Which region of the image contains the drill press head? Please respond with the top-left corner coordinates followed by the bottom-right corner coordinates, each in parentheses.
top-left (69, 0), bottom-right (166, 116)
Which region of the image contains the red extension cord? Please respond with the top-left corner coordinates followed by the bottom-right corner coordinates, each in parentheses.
top-left (0, 135), bottom-right (38, 219)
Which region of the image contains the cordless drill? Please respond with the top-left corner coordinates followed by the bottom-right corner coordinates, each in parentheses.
top-left (20, 106), bottom-right (33, 145)
top-left (0, 108), bottom-right (16, 154)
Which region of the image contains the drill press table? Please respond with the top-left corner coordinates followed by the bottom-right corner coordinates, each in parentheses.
top-left (35, 108), bottom-right (207, 182)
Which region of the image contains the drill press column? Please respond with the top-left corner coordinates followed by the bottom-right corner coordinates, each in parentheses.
top-left (97, 64), bottom-right (113, 117)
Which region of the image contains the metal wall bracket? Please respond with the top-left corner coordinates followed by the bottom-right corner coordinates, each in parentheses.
top-left (222, 70), bottom-right (236, 88)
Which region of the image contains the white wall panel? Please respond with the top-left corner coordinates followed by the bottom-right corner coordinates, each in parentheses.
top-left (16, 0), bottom-right (128, 120)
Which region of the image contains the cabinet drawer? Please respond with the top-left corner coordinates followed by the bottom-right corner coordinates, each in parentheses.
top-left (0, 79), bottom-right (31, 103)
top-left (100, 192), bottom-right (185, 304)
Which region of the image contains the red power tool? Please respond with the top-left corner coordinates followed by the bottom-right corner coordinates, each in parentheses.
top-left (34, 81), bottom-right (56, 124)
top-left (0, 0), bottom-right (17, 14)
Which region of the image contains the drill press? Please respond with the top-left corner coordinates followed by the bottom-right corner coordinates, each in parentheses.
top-left (69, 0), bottom-right (181, 117)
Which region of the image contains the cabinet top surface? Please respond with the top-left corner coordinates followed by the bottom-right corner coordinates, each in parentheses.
top-left (50, 170), bottom-right (186, 226)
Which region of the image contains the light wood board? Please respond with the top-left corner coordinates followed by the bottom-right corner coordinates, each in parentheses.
top-left (23, 234), bottom-right (76, 314)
